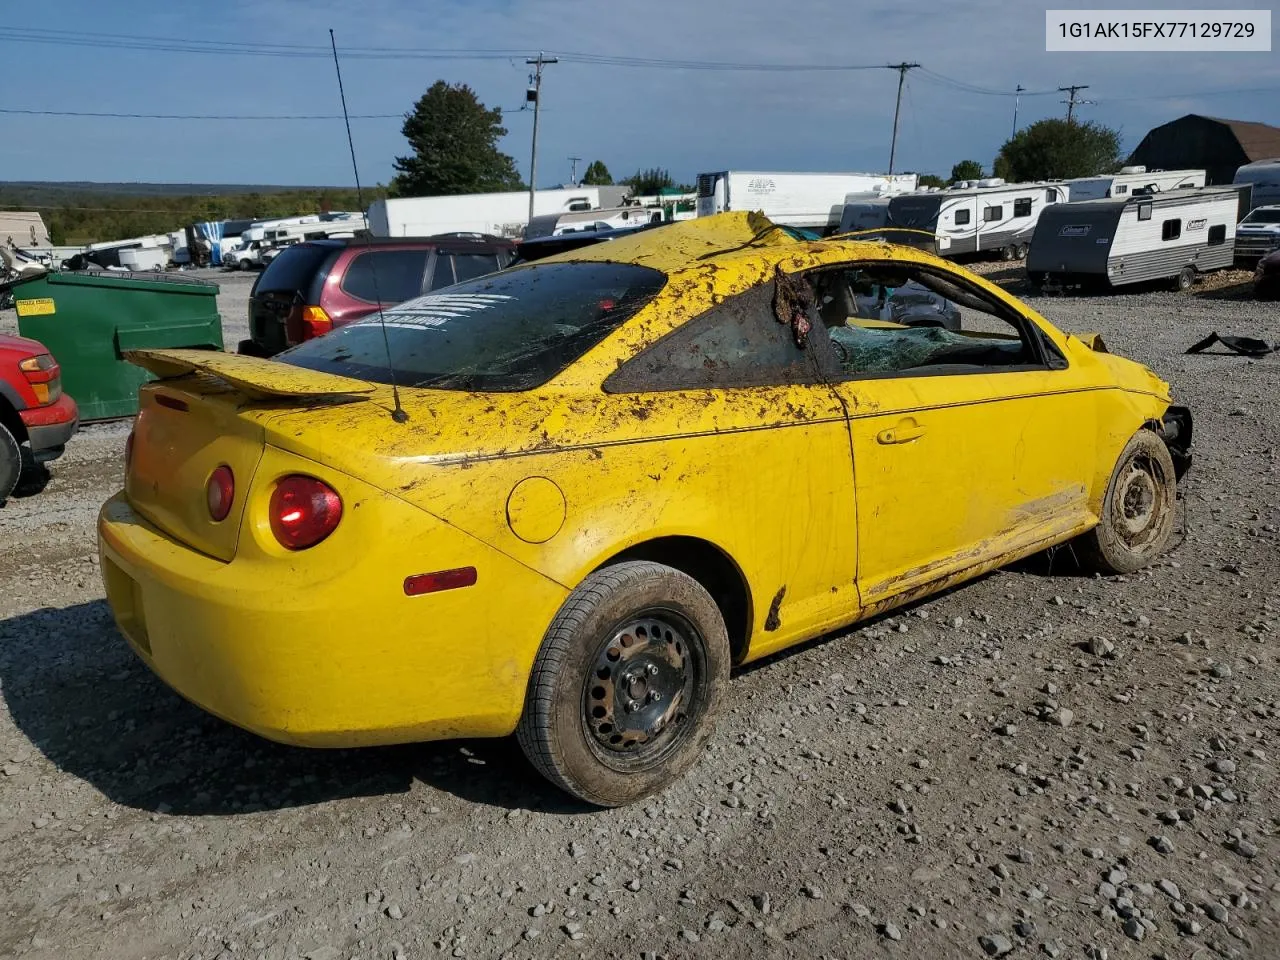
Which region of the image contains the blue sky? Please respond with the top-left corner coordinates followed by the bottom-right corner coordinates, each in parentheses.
top-left (1, 0), bottom-right (1276, 187)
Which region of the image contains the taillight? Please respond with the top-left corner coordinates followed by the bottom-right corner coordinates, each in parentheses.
top-left (19, 354), bottom-right (61, 405)
top-left (269, 475), bottom-right (342, 550)
top-left (206, 465), bottom-right (235, 522)
top-left (285, 305), bottom-right (332, 345)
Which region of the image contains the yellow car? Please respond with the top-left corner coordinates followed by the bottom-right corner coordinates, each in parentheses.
top-left (98, 212), bottom-right (1191, 807)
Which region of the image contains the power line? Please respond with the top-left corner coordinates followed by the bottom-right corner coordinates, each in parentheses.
top-left (0, 107), bottom-right (400, 120)
top-left (1059, 84), bottom-right (1093, 122)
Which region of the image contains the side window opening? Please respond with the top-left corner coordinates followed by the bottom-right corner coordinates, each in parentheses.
top-left (1162, 218), bottom-right (1182, 241)
top-left (954, 208), bottom-right (972, 226)
top-left (1013, 197), bottom-right (1033, 218)
top-left (802, 262), bottom-right (1060, 378)
top-left (341, 249), bottom-right (431, 303)
top-left (1137, 203), bottom-right (1153, 221)
top-left (983, 205), bottom-right (1003, 223)
top-left (603, 277), bottom-right (833, 392)
top-left (1207, 224), bottom-right (1226, 246)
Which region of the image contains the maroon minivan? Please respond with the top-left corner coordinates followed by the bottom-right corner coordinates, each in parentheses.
top-left (241, 234), bottom-right (516, 357)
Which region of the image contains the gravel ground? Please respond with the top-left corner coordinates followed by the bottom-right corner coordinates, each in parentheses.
top-left (0, 266), bottom-right (1277, 960)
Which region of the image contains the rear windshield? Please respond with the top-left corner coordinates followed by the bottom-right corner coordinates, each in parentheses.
top-left (279, 261), bottom-right (667, 391)
top-left (255, 243), bottom-right (336, 295)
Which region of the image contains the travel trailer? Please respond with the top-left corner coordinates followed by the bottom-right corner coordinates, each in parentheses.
top-left (1026, 186), bottom-right (1246, 291)
top-left (881, 179), bottom-right (1070, 259)
top-left (694, 171), bottom-right (918, 231)
top-left (1233, 158), bottom-right (1280, 211)
top-left (368, 188), bottom-right (601, 239)
top-left (1067, 166), bottom-right (1206, 202)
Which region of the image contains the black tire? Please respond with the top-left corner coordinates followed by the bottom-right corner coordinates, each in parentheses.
top-left (1173, 265), bottom-right (1195, 292)
top-left (14, 447), bottom-right (51, 496)
top-left (1015, 243), bottom-right (1029, 260)
top-left (0, 422), bottom-right (21, 503)
top-left (1000, 245), bottom-right (1016, 262)
top-left (1076, 429), bottom-right (1178, 574)
top-left (517, 560), bottom-right (730, 807)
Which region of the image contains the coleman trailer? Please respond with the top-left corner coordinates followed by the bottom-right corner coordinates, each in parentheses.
top-left (1026, 186), bottom-right (1248, 292)
top-left (880, 179), bottom-right (1070, 259)
top-left (1066, 166), bottom-right (1206, 202)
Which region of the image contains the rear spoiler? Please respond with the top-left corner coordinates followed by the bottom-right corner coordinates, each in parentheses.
top-left (125, 348), bottom-right (375, 399)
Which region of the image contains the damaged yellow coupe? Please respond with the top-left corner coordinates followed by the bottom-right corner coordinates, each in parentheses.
top-left (99, 213), bottom-right (1191, 806)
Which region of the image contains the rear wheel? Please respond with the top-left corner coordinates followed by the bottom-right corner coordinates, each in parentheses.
top-left (517, 561), bottom-right (729, 807)
top-left (1173, 265), bottom-right (1195, 292)
top-left (0, 422), bottom-right (21, 503)
top-left (1015, 243), bottom-right (1029, 260)
top-left (1000, 245), bottom-right (1016, 262)
top-left (1076, 429), bottom-right (1178, 574)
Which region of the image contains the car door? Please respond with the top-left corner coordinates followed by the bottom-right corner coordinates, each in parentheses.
top-left (806, 257), bottom-right (1099, 612)
top-left (602, 278), bottom-right (859, 660)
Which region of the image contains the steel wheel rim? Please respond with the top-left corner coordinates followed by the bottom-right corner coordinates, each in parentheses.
top-left (1113, 451), bottom-right (1169, 550)
top-left (582, 611), bottom-right (697, 764)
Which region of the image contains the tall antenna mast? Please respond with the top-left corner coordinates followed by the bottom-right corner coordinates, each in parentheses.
top-left (329, 28), bottom-right (407, 423)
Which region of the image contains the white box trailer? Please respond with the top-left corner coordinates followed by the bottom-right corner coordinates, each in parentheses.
top-left (1066, 166), bottom-right (1205, 202)
top-left (1027, 186), bottom-right (1246, 291)
top-left (882, 179), bottom-right (1070, 259)
top-left (694, 171), bottom-right (918, 231)
top-left (1233, 158), bottom-right (1280, 210)
top-left (368, 188), bottom-right (600, 239)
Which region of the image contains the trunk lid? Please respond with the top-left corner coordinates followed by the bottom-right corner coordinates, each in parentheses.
top-left (123, 350), bottom-right (374, 562)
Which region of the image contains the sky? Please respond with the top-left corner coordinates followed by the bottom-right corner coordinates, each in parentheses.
top-left (1, 0), bottom-right (1277, 187)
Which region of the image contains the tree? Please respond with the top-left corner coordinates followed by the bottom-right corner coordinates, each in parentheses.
top-left (949, 160), bottom-right (985, 183)
top-left (917, 174), bottom-right (947, 189)
top-left (582, 160), bottom-right (612, 185)
top-left (993, 119), bottom-right (1123, 182)
top-left (391, 81), bottom-right (522, 197)
top-left (623, 167), bottom-right (675, 196)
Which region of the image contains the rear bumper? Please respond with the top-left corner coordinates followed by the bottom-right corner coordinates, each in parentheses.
top-left (20, 394), bottom-right (79, 459)
top-left (97, 482), bottom-right (567, 748)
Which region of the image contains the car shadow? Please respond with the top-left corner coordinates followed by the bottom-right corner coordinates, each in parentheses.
top-left (0, 600), bottom-right (586, 817)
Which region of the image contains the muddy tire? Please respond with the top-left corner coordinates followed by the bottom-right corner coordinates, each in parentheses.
top-left (1000, 245), bottom-right (1016, 262)
top-left (1173, 265), bottom-right (1195, 292)
top-left (1076, 429), bottom-right (1178, 574)
top-left (1015, 243), bottom-right (1029, 260)
top-left (0, 422), bottom-right (21, 503)
top-left (517, 561), bottom-right (730, 807)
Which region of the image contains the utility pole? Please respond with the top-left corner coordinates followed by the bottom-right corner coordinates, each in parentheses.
top-left (886, 62), bottom-right (920, 175)
top-left (1059, 84), bottom-right (1090, 123)
top-left (569, 156), bottom-right (581, 185)
top-left (1011, 84), bottom-right (1026, 138)
top-left (526, 52), bottom-right (558, 222)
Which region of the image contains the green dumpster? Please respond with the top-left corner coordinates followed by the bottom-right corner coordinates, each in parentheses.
top-left (7, 271), bottom-right (223, 420)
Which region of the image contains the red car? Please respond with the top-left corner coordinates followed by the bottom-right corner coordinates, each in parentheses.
top-left (0, 333), bottom-right (78, 501)
top-left (241, 234), bottom-right (516, 357)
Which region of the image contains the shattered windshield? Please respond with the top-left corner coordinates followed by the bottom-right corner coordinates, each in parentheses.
top-left (279, 261), bottom-right (667, 392)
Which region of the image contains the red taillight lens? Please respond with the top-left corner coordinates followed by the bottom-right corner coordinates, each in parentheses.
top-left (269, 475), bottom-right (342, 550)
top-left (284, 305), bottom-right (332, 345)
top-left (206, 465), bottom-right (235, 522)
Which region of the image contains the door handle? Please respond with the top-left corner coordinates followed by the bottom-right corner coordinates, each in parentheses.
top-left (877, 420), bottom-right (926, 445)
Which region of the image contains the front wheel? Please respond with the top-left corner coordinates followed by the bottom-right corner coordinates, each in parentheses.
top-left (0, 422), bottom-right (20, 502)
top-left (1173, 265), bottom-right (1195, 292)
top-left (1076, 429), bottom-right (1178, 574)
top-left (517, 561), bottom-right (730, 807)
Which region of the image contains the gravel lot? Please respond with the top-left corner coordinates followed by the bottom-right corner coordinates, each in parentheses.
top-left (0, 264), bottom-right (1277, 960)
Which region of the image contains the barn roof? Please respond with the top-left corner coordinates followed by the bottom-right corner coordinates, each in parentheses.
top-left (1186, 115), bottom-right (1280, 162)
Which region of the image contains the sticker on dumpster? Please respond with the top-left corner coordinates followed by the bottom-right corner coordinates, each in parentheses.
top-left (15, 298), bottom-right (55, 317)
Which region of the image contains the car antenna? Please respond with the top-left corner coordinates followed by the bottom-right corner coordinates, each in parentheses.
top-left (329, 28), bottom-right (408, 423)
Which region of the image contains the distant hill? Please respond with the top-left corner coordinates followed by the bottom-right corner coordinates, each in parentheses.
top-left (0, 181), bottom-right (348, 202)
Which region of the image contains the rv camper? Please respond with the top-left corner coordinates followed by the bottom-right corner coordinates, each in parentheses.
top-left (882, 179), bottom-right (1069, 259)
top-left (1233, 158), bottom-right (1280, 211)
top-left (694, 171), bottom-right (918, 231)
top-left (1067, 166), bottom-right (1206, 202)
top-left (524, 206), bottom-right (663, 240)
top-left (1026, 186), bottom-right (1246, 292)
